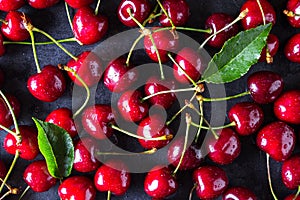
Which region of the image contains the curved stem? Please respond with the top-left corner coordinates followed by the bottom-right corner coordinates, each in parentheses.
top-left (107, 191), bottom-right (111, 200)
top-left (149, 33), bottom-right (164, 80)
top-left (28, 30), bottom-right (41, 73)
top-left (266, 153), bottom-right (278, 200)
top-left (97, 148), bottom-right (157, 156)
top-left (154, 27), bottom-right (212, 34)
top-left (293, 186), bottom-right (300, 200)
top-left (3, 37), bottom-right (77, 45)
top-left (0, 190), bottom-right (11, 200)
top-left (0, 124), bottom-right (18, 136)
top-left (156, 0), bottom-right (176, 30)
top-left (65, 2), bottom-right (73, 31)
top-left (142, 87), bottom-right (196, 101)
top-left (142, 4), bottom-right (160, 26)
top-left (195, 100), bottom-right (203, 143)
top-left (18, 186), bottom-right (30, 200)
top-left (126, 33), bottom-right (144, 66)
top-left (95, 0), bottom-right (101, 15)
top-left (256, 0), bottom-right (266, 25)
top-left (201, 91), bottom-right (250, 102)
top-left (189, 184), bottom-right (197, 200)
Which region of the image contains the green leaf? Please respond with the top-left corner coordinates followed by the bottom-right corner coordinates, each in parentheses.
top-left (33, 118), bottom-right (74, 179)
top-left (202, 23), bottom-right (272, 84)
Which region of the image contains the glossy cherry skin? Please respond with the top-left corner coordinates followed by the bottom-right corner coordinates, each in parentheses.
top-left (259, 34), bottom-right (280, 62)
top-left (117, 0), bottom-right (151, 27)
top-left (27, 0), bottom-right (60, 9)
top-left (274, 90), bottom-right (300, 125)
top-left (0, 0), bottom-right (25, 11)
top-left (23, 160), bottom-right (57, 192)
top-left (144, 166), bottom-right (178, 199)
top-left (173, 47), bottom-right (204, 84)
top-left (4, 125), bottom-right (39, 160)
top-left (0, 160), bottom-right (6, 179)
top-left (284, 34), bottom-right (300, 63)
top-left (73, 137), bottom-right (101, 173)
top-left (159, 0), bottom-right (189, 27)
top-left (193, 165), bottom-right (229, 199)
top-left (27, 65), bottom-right (66, 102)
top-left (204, 13), bottom-right (239, 48)
top-left (58, 176), bottom-right (96, 200)
top-left (240, 0), bottom-right (276, 30)
top-left (208, 128), bottom-right (241, 165)
top-left (82, 104), bottom-right (115, 140)
top-left (1, 11), bottom-right (31, 42)
top-left (247, 70), bottom-right (284, 104)
top-left (103, 57), bottom-right (138, 93)
top-left (256, 121), bottom-right (295, 161)
top-left (65, 0), bottom-right (93, 9)
top-left (285, 0), bottom-right (300, 28)
top-left (0, 93), bottom-right (21, 130)
top-left (285, 195), bottom-right (300, 200)
top-left (223, 187), bottom-right (257, 200)
top-left (0, 33), bottom-right (5, 57)
top-left (94, 160), bottom-right (131, 196)
top-left (228, 102), bottom-right (264, 136)
top-left (282, 154), bottom-right (300, 190)
top-left (144, 28), bottom-right (179, 62)
top-left (45, 108), bottom-right (78, 138)
top-left (72, 7), bottom-right (108, 45)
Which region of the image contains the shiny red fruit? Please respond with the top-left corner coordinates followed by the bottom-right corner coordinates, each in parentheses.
top-left (65, 0), bottom-right (93, 9)
top-left (284, 34), bottom-right (300, 63)
top-left (259, 34), bottom-right (280, 62)
top-left (285, 0), bottom-right (300, 28)
top-left (223, 187), bottom-right (257, 200)
top-left (0, 93), bottom-right (21, 130)
top-left (282, 154), bottom-right (300, 190)
top-left (159, 0), bottom-right (189, 27)
top-left (0, 160), bottom-right (7, 179)
top-left (0, 0), bottom-right (25, 11)
top-left (285, 194), bottom-right (300, 200)
top-left (27, 0), bottom-right (60, 9)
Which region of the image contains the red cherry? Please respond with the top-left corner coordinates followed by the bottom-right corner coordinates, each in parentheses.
top-left (0, 93), bottom-right (21, 130)
top-left (27, 0), bottom-right (60, 9)
top-left (94, 160), bottom-right (131, 196)
top-left (23, 160), bottom-right (57, 192)
top-left (64, 0), bottom-right (93, 9)
top-left (27, 65), bottom-right (66, 102)
top-left (285, 0), bottom-right (300, 28)
top-left (4, 125), bottom-right (39, 160)
top-left (240, 0), bottom-right (276, 30)
top-left (144, 166), bottom-right (178, 199)
top-left (72, 7), bottom-right (108, 45)
top-left (223, 187), bottom-right (257, 200)
top-left (282, 154), bottom-right (300, 190)
top-left (256, 121), bottom-right (295, 161)
top-left (247, 70), bottom-right (284, 104)
top-left (117, 0), bottom-right (151, 27)
top-left (0, 160), bottom-right (7, 179)
top-left (204, 13), bottom-right (239, 48)
top-left (285, 195), bottom-right (300, 200)
top-left (58, 176), bottom-right (96, 200)
top-left (193, 165), bottom-right (229, 199)
top-left (259, 34), bottom-right (280, 62)
top-left (284, 33), bottom-right (300, 63)
top-left (0, 33), bottom-right (6, 57)
top-left (159, 0), bottom-right (189, 27)
top-left (82, 104), bottom-right (115, 140)
top-left (0, 0), bottom-right (25, 12)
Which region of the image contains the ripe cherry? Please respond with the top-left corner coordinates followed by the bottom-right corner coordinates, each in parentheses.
top-left (0, 33), bottom-right (5, 57)
top-left (0, 93), bottom-right (21, 130)
top-left (0, 160), bottom-right (7, 179)
top-left (284, 0), bottom-right (300, 28)
top-left (23, 160), bottom-right (57, 192)
top-left (27, 0), bottom-right (60, 9)
top-left (256, 121), bottom-right (295, 161)
top-left (0, 0), bottom-right (25, 12)
top-left (223, 187), bottom-right (257, 200)
top-left (247, 70), bottom-right (284, 104)
top-left (282, 154), bottom-right (300, 190)
top-left (65, 0), bottom-right (93, 9)
top-left (58, 176), bottom-right (96, 200)
top-left (285, 195), bottom-right (300, 200)
top-left (259, 34), bottom-right (280, 62)
top-left (284, 33), bottom-right (300, 63)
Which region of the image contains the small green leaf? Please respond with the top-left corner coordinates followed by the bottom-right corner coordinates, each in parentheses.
top-left (202, 23), bottom-right (272, 84)
top-left (33, 118), bottom-right (74, 179)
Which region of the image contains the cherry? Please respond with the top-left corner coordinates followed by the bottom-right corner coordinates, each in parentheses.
top-left (256, 121), bottom-right (295, 162)
top-left (23, 160), bottom-right (57, 192)
top-left (228, 102), bottom-right (264, 136)
top-left (204, 13), bottom-right (239, 48)
top-left (45, 108), bottom-right (78, 138)
top-left (67, 51), bottom-right (103, 87)
top-left (240, 0), bottom-right (276, 30)
top-left (247, 70), bottom-right (284, 104)
top-left (259, 34), bottom-right (280, 62)
top-left (193, 165), bottom-right (229, 199)
top-left (144, 166), bottom-right (178, 199)
top-left (0, 93), bottom-right (21, 130)
top-left (3, 125), bottom-right (39, 160)
top-left (117, 90), bottom-right (149, 122)
top-left (27, 0), bottom-right (60, 9)
top-left (27, 65), bottom-right (66, 102)
top-left (284, 0), bottom-right (300, 28)
top-left (94, 160), bottom-right (131, 196)
top-left (58, 176), bottom-right (96, 200)
top-left (173, 47), bottom-right (204, 84)
top-left (282, 154), bottom-right (300, 190)
top-left (223, 186), bottom-right (257, 200)
top-left (117, 0), bottom-right (151, 27)
top-left (285, 195), bottom-right (300, 200)
top-left (159, 0), bottom-right (190, 27)
top-left (1, 11), bottom-right (31, 42)
top-left (0, 33), bottom-right (5, 57)
top-left (0, 0), bottom-right (25, 12)
top-left (103, 57), bottom-right (138, 93)
top-left (81, 104), bottom-right (115, 140)
top-left (73, 137), bottom-right (101, 173)
top-left (284, 33), bottom-right (300, 63)
top-left (72, 7), bottom-right (108, 45)
top-left (0, 160), bottom-right (7, 179)
top-left (65, 0), bottom-right (93, 9)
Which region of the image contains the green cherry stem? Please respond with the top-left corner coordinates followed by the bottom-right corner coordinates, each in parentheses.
top-left (156, 0), bottom-right (176, 31)
top-left (0, 191), bottom-right (11, 200)
top-left (194, 99), bottom-right (203, 143)
top-left (256, 0), bottom-right (266, 25)
top-left (142, 4), bottom-right (160, 26)
top-left (154, 26), bottom-right (212, 34)
top-left (28, 28), bottom-right (41, 73)
top-left (149, 33), bottom-right (165, 80)
top-left (126, 33), bottom-right (144, 66)
top-left (190, 121), bottom-right (236, 130)
top-left (3, 37), bottom-right (77, 45)
top-left (142, 87), bottom-right (196, 102)
top-left (189, 184), bottom-right (197, 200)
top-left (18, 186), bottom-right (30, 200)
top-left (94, 0), bottom-right (101, 15)
top-left (65, 2), bottom-right (73, 31)
top-left (201, 91), bottom-right (250, 102)
top-left (107, 191), bottom-right (111, 200)
top-left (266, 153), bottom-right (278, 200)
top-left (293, 186), bottom-right (300, 200)
top-left (127, 8), bottom-right (146, 30)
top-left (97, 148), bottom-right (157, 156)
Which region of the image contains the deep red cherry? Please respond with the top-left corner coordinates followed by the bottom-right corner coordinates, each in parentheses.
top-left (223, 187), bottom-right (257, 200)
top-left (259, 34), bottom-right (280, 62)
top-left (247, 70), bottom-right (284, 104)
top-left (228, 102), bottom-right (264, 136)
top-left (240, 0), bottom-right (276, 30)
top-left (256, 121), bottom-right (295, 161)
top-left (65, 0), bottom-right (93, 9)
top-left (0, 0), bottom-right (25, 12)
top-left (159, 0), bottom-right (189, 27)
top-left (72, 7), bottom-right (108, 45)
top-left (94, 160), bottom-right (131, 196)
top-left (82, 104), bottom-right (115, 140)
top-left (0, 33), bottom-right (6, 57)
top-left (27, 65), bottom-right (66, 102)
top-left (282, 154), bottom-right (300, 190)
top-left (0, 160), bottom-right (7, 179)
top-left (117, 0), bottom-right (151, 27)
top-left (23, 160), bottom-right (57, 192)
top-left (45, 108), bottom-right (78, 138)
top-left (144, 28), bottom-right (179, 62)
top-left (0, 93), bottom-right (21, 130)
top-left (274, 90), bottom-right (300, 125)
top-left (285, 0), bottom-right (300, 28)
top-left (67, 51), bottom-right (103, 87)
top-left (27, 0), bottom-right (60, 9)
top-left (204, 13), bottom-right (239, 48)
top-left (193, 165), bottom-right (229, 199)
top-left (285, 195), bottom-right (300, 200)
top-left (73, 137), bottom-right (101, 173)
top-left (173, 47), bottom-right (204, 84)
top-left (58, 176), bottom-right (96, 200)
top-left (284, 34), bottom-right (300, 63)
top-left (144, 166), bottom-right (178, 199)
top-left (1, 11), bottom-right (31, 42)
top-left (4, 125), bottom-right (39, 160)
top-left (103, 57), bottom-right (138, 93)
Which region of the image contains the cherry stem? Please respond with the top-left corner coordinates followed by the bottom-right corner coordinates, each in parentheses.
top-left (194, 100), bottom-right (203, 143)
top-left (154, 27), bottom-right (212, 34)
top-left (191, 121), bottom-right (236, 130)
top-left (97, 148), bottom-right (157, 156)
top-left (126, 33), bottom-right (144, 66)
top-left (18, 186), bottom-right (30, 200)
top-left (95, 0), bottom-right (101, 15)
top-left (149, 33), bottom-right (165, 80)
top-left (28, 29), bottom-right (41, 73)
top-left (156, 0), bottom-right (176, 31)
top-left (65, 2), bottom-right (73, 31)
top-left (0, 190), bottom-right (11, 200)
top-left (107, 191), bottom-right (111, 200)
top-left (200, 91), bottom-right (250, 102)
top-left (142, 87), bottom-right (196, 102)
top-left (266, 153), bottom-right (278, 200)
top-left (127, 9), bottom-right (146, 30)
top-left (0, 19), bottom-right (7, 25)
top-left (143, 4), bottom-right (160, 26)
top-left (292, 186), bottom-right (300, 200)
top-left (3, 37), bottom-right (77, 45)
top-left (189, 184), bottom-right (197, 200)
top-left (256, 0), bottom-right (266, 25)
top-left (284, 10), bottom-right (300, 17)
top-left (0, 178), bottom-right (10, 190)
